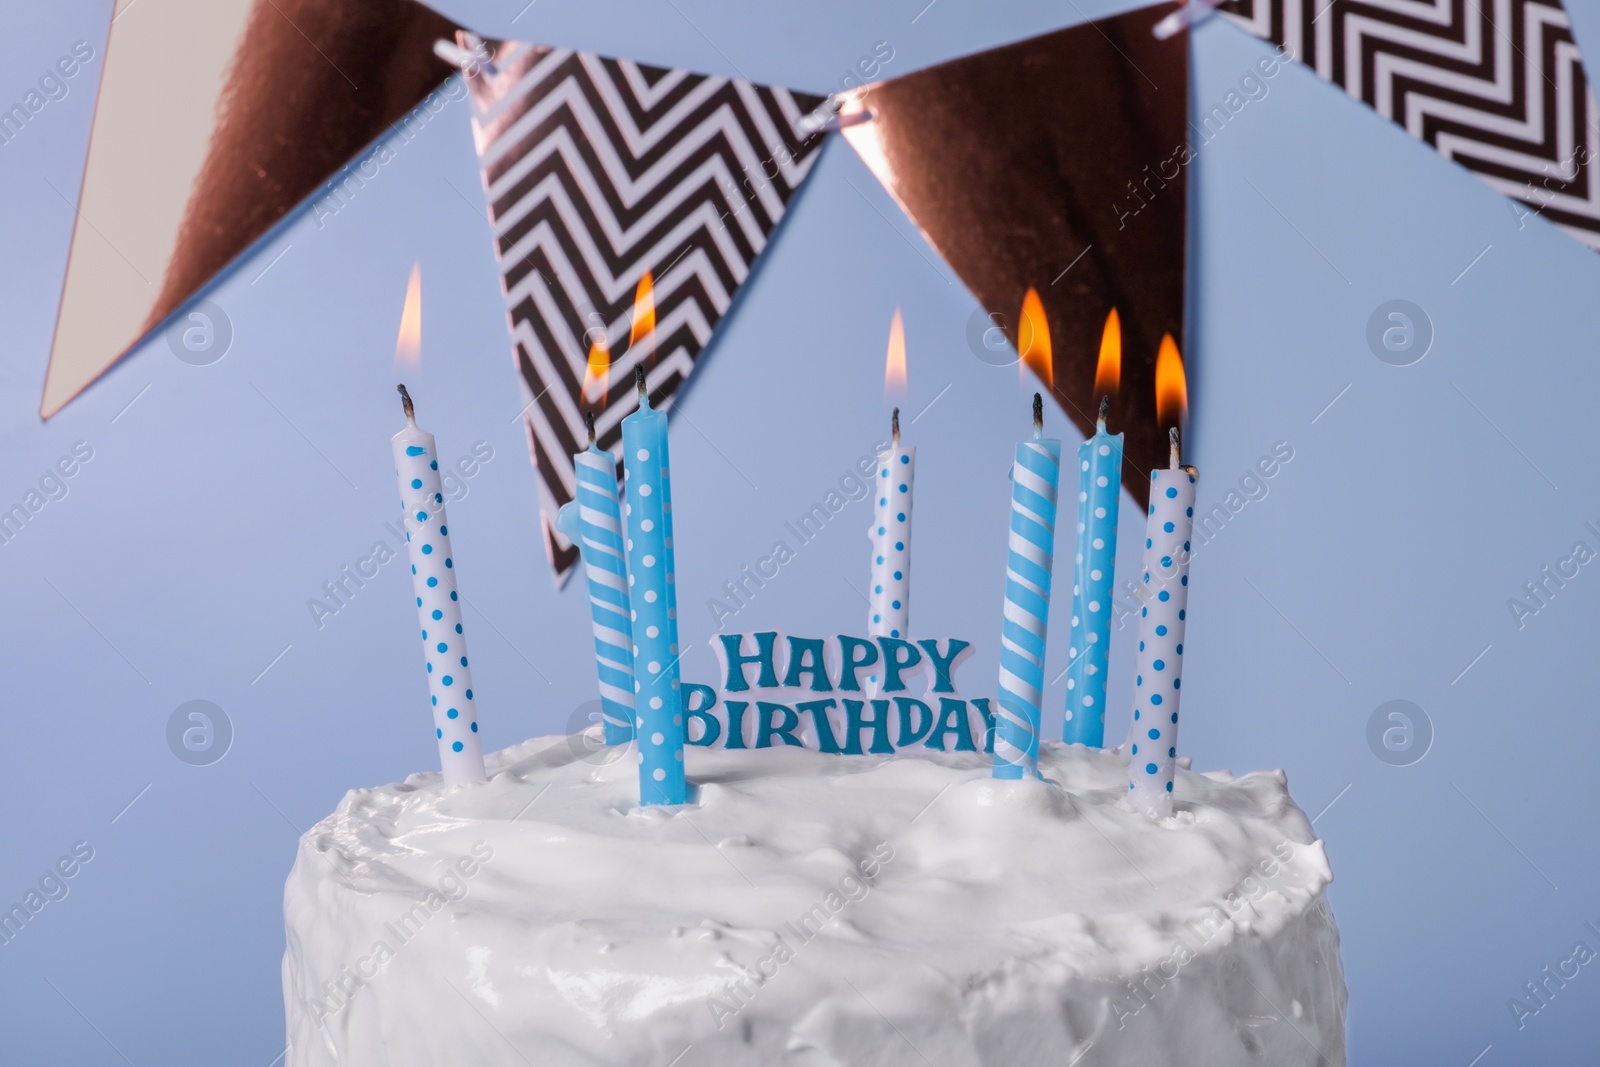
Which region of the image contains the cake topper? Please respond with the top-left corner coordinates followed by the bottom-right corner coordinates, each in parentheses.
top-left (693, 633), bottom-right (989, 753)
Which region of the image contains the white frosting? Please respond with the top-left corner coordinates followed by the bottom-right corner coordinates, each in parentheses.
top-left (283, 739), bottom-right (1345, 1066)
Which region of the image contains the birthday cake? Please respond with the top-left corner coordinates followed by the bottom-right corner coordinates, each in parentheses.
top-left (293, 331), bottom-right (1350, 1064)
top-left (281, 737), bottom-right (1346, 1066)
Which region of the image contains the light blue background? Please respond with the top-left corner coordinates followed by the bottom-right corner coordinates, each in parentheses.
top-left (3, 0), bottom-right (1599, 1063)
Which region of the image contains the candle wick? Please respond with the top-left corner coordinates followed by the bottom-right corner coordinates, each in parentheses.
top-left (892, 407), bottom-right (900, 447)
top-left (634, 364), bottom-right (647, 401)
top-left (1032, 392), bottom-right (1043, 439)
top-left (1097, 394), bottom-right (1109, 433)
top-left (1168, 425), bottom-right (1180, 468)
top-left (397, 383), bottom-right (416, 424)
top-left (585, 410), bottom-right (596, 447)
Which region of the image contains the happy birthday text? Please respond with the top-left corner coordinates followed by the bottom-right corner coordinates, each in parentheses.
top-left (685, 633), bottom-right (995, 754)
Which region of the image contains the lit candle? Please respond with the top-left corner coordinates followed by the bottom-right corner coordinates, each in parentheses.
top-left (869, 407), bottom-right (914, 643)
top-left (1065, 311), bottom-right (1125, 747)
top-left (1128, 336), bottom-right (1195, 818)
top-left (554, 412), bottom-right (636, 746)
top-left (392, 385), bottom-right (486, 784)
top-left (621, 368), bottom-right (688, 806)
top-left (993, 392), bottom-right (1061, 779)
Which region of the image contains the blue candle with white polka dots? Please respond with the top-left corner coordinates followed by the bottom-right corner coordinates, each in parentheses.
top-left (1128, 428), bottom-right (1196, 818)
top-left (392, 386), bottom-right (486, 785)
top-left (994, 393), bottom-right (1060, 780)
top-left (1064, 397), bottom-right (1123, 747)
top-left (555, 414), bottom-right (637, 746)
top-left (868, 408), bottom-right (914, 646)
top-left (621, 368), bottom-right (688, 806)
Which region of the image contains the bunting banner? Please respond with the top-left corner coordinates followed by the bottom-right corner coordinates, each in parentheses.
top-left (40, 0), bottom-right (1585, 548)
top-left (1220, 0), bottom-right (1600, 249)
top-left (463, 41), bottom-right (828, 581)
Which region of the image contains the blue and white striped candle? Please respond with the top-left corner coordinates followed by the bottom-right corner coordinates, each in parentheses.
top-left (554, 414), bottom-right (636, 746)
top-left (993, 393), bottom-right (1061, 780)
top-left (1128, 427), bottom-right (1197, 818)
top-left (392, 386), bottom-right (486, 785)
top-left (1064, 396), bottom-right (1123, 746)
top-left (621, 368), bottom-right (688, 806)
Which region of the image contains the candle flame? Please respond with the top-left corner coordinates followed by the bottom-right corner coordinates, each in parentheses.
top-left (394, 262), bottom-right (422, 374)
top-left (1018, 287), bottom-right (1053, 390)
top-left (582, 332), bottom-right (610, 407)
top-left (630, 271), bottom-right (656, 363)
top-left (883, 307), bottom-right (907, 403)
top-left (1155, 332), bottom-right (1187, 430)
top-left (1094, 308), bottom-right (1121, 402)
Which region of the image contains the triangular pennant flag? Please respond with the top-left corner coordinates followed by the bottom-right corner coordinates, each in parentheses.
top-left (42, 0), bottom-right (460, 418)
top-left (1221, 0), bottom-right (1600, 249)
top-left (463, 42), bottom-right (827, 581)
top-left (841, 6), bottom-right (1190, 504)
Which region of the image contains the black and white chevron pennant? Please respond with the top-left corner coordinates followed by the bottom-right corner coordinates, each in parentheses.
top-left (465, 42), bottom-right (826, 580)
top-left (1222, 0), bottom-right (1600, 247)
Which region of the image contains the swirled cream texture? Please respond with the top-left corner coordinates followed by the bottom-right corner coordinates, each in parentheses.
top-left (284, 738), bottom-right (1345, 1066)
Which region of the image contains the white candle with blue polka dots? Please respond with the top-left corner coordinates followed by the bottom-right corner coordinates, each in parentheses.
top-left (994, 393), bottom-right (1060, 780)
top-left (621, 368), bottom-right (688, 806)
top-left (1064, 396), bottom-right (1123, 747)
top-left (554, 413), bottom-right (636, 746)
top-left (868, 408), bottom-right (914, 646)
top-left (1128, 428), bottom-right (1196, 818)
top-left (392, 386), bottom-right (485, 785)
